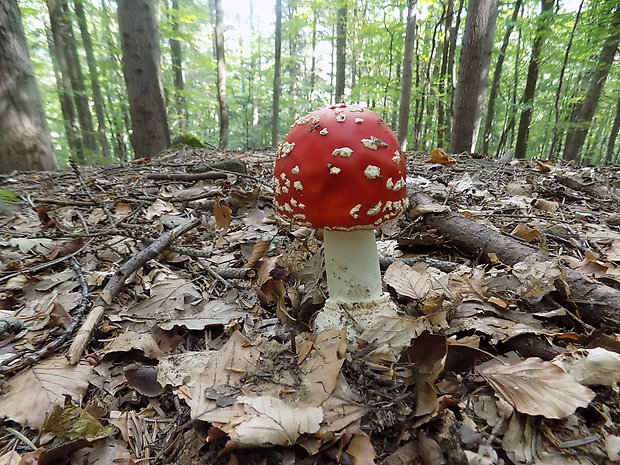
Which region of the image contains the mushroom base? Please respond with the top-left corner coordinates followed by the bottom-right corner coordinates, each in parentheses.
top-left (313, 293), bottom-right (399, 339)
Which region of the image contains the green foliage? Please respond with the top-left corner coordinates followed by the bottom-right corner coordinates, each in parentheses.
top-left (17, 0), bottom-right (620, 164)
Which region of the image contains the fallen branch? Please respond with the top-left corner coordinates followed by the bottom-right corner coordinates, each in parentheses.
top-left (146, 172), bottom-right (227, 181)
top-left (0, 258), bottom-right (90, 375)
top-left (66, 219), bottom-right (201, 364)
top-left (409, 192), bottom-right (620, 327)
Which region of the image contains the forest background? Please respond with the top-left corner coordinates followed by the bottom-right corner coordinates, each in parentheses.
top-left (2, 0), bottom-right (620, 171)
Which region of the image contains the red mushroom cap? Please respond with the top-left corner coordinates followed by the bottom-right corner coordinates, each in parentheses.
top-left (273, 104), bottom-right (408, 230)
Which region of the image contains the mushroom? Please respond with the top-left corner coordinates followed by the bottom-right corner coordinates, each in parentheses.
top-left (273, 104), bottom-right (408, 336)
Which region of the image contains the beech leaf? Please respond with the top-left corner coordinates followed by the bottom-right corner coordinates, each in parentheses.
top-left (480, 357), bottom-right (595, 419)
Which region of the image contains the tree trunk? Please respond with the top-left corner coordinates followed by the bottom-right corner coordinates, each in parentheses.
top-left (335, 2), bottom-right (347, 103)
top-left (481, 0), bottom-right (523, 156)
top-left (450, 0), bottom-right (498, 154)
top-left (563, 7), bottom-right (620, 162)
top-left (436, 0), bottom-right (454, 150)
top-left (45, 28), bottom-right (83, 159)
top-left (309, 8), bottom-right (317, 101)
top-left (169, 0), bottom-right (188, 132)
top-left (397, 0), bottom-right (416, 150)
top-left (213, 0), bottom-right (229, 149)
top-left (514, 0), bottom-right (554, 160)
top-left (271, 0), bottom-right (282, 148)
top-left (0, 0), bottom-right (57, 173)
top-left (58, 0), bottom-right (98, 156)
top-left (497, 27), bottom-right (522, 156)
top-left (73, 0), bottom-right (111, 159)
top-left (446, 0), bottom-right (465, 139)
top-left (547, 0), bottom-right (584, 159)
top-left (605, 98), bottom-right (620, 164)
top-left (46, 0), bottom-right (85, 161)
top-left (117, 0), bottom-right (169, 158)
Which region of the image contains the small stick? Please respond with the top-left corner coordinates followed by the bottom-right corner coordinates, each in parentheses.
top-left (66, 219), bottom-right (200, 364)
top-left (146, 172), bottom-right (227, 181)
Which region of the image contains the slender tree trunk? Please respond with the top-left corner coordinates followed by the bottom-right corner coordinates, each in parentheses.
top-left (514, 0), bottom-right (554, 159)
top-left (213, 0), bottom-right (229, 149)
top-left (117, 0), bottom-right (170, 158)
top-left (58, 0), bottom-right (98, 155)
top-left (421, 11), bottom-right (446, 148)
top-left (605, 98), bottom-right (620, 164)
top-left (46, 0), bottom-right (86, 161)
top-left (397, 0), bottom-right (416, 150)
top-left (436, 0), bottom-right (454, 150)
top-left (271, 0), bottom-right (282, 148)
top-left (73, 0), bottom-right (111, 159)
top-left (0, 0), bottom-right (57, 173)
top-left (446, 0), bottom-right (465, 139)
top-left (335, 2), bottom-right (347, 103)
top-left (547, 0), bottom-right (584, 159)
top-left (450, 0), bottom-right (498, 153)
top-left (481, 0), bottom-right (523, 156)
top-left (563, 6), bottom-right (620, 162)
top-left (497, 27), bottom-right (522, 156)
top-left (169, 0), bottom-right (188, 132)
top-left (309, 8), bottom-right (317, 101)
top-left (45, 28), bottom-right (83, 159)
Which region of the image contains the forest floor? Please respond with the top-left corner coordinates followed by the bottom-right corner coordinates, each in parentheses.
top-left (1, 147), bottom-right (620, 465)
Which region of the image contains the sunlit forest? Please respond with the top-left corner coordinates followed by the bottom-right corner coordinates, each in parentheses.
top-left (1, 0), bottom-right (619, 171)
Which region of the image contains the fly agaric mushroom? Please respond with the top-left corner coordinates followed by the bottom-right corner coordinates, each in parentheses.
top-left (273, 104), bottom-right (408, 335)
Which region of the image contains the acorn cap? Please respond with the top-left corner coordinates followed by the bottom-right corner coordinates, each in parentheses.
top-left (273, 104), bottom-right (408, 230)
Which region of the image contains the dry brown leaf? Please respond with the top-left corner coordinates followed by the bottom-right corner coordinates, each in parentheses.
top-left (145, 198), bottom-right (175, 220)
top-left (0, 356), bottom-right (93, 429)
top-left (533, 198), bottom-right (559, 213)
top-left (157, 299), bottom-right (243, 331)
top-left (102, 331), bottom-right (164, 359)
top-left (214, 199), bottom-right (232, 232)
top-left (231, 396), bottom-right (323, 446)
top-left (0, 451), bottom-right (21, 465)
top-left (510, 224), bottom-right (541, 243)
top-left (480, 357), bottom-right (595, 419)
top-left (243, 240), bottom-right (271, 268)
top-left (425, 148), bottom-right (456, 165)
top-left (384, 260), bottom-right (434, 300)
top-left (347, 431), bottom-right (377, 465)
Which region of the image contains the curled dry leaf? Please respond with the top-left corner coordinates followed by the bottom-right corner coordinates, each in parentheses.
top-left (214, 198), bottom-right (232, 232)
top-left (480, 357), bottom-right (595, 419)
top-left (425, 148), bottom-right (456, 165)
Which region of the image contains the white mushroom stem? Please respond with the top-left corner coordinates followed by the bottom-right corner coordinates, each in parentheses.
top-left (315, 229), bottom-right (399, 338)
top-left (322, 229), bottom-right (383, 304)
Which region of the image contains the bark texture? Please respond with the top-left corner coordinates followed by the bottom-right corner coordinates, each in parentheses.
top-left (514, 0), bottom-right (554, 159)
top-left (169, 0), bottom-right (188, 131)
top-left (58, 0), bottom-right (98, 155)
top-left (450, 0), bottom-right (498, 154)
top-left (117, 0), bottom-right (170, 158)
top-left (0, 0), bottom-right (57, 173)
top-left (213, 0), bottom-right (229, 149)
top-left (605, 97), bottom-right (620, 164)
top-left (271, 0), bottom-right (282, 148)
top-left (74, 0), bottom-right (111, 159)
top-left (397, 0), bottom-right (416, 150)
top-left (335, 3), bottom-right (347, 103)
top-left (563, 6), bottom-right (620, 162)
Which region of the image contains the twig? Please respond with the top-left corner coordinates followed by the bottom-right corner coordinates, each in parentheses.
top-left (146, 172), bottom-right (227, 181)
top-left (67, 219), bottom-right (200, 364)
top-left (0, 258), bottom-right (91, 376)
top-left (0, 240), bottom-right (90, 284)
